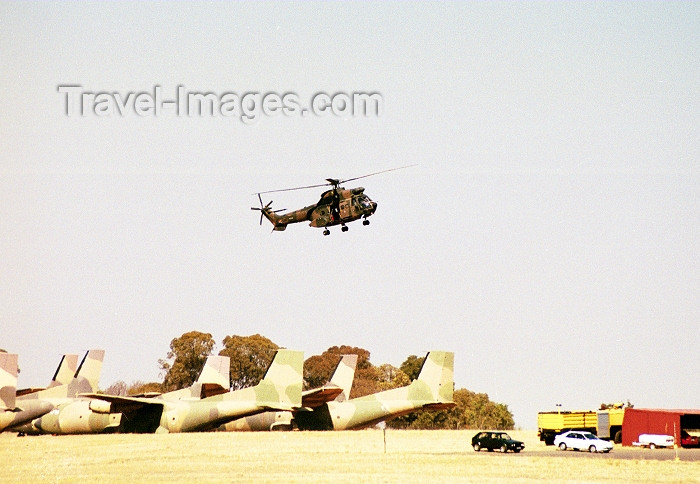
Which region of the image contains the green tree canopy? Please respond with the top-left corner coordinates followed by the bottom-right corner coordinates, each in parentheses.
top-left (218, 334), bottom-right (278, 390)
top-left (399, 354), bottom-right (424, 381)
top-left (445, 389), bottom-right (515, 430)
top-left (376, 363), bottom-right (410, 391)
top-left (159, 331), bottom-right (215, 391)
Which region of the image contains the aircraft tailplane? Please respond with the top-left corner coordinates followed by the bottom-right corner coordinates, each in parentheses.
top-left (257, 349), bottom-right (303, 409)
top-left (49, 354), bottom-right (79, 388)
top-left (0, 353), bottom-right (18, 410)
top-left (68, 349), bottom-right (105, 396)
top-left (329, 354), bottom-right (358, 402)
top-left (411, 351), bottom-right (454, 403)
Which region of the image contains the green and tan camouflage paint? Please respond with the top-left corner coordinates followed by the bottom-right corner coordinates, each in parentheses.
top-left (0, 353), bottom-right (19, 432)
top-left (295, 351), bottom-right (454, 431)
top-left (257, 187), bottom-right (377, 231)
top-left (48, 354), bottom-right (79, 388)
top-left (34, 354), bottom-right (232, 434)
top-left (3, 350), bottom-right (104, 433)
top-left (222, 354), bottom-right (358, 431)
top-left (36, 349), bottom-right (303, 434)
top-left (15, 354), bottom-right (79, 397)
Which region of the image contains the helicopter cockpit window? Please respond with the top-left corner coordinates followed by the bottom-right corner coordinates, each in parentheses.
top-left (358, 195), bottom-right (372, 208)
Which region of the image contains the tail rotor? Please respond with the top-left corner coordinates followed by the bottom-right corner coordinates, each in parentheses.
top-left (251, 193), bottom-right (285, 226)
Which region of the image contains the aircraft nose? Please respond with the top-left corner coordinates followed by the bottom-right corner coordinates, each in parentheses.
top-left (32, 417), bottom-right (45, 432)
top-left (32, 412), bottom-right (58, 433)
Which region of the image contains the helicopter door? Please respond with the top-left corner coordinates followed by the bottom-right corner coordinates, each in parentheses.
top-left (339, 201), bottom-right (351, 220)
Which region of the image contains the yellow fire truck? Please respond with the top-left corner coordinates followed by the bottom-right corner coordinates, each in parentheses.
top-left (537, 403), bottom-right (627, 445)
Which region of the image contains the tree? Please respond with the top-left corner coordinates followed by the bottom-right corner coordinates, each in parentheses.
top-left (405, 407), bottom-right (452, 429)
top-left (218, 334), bottom-right (278, 390)
top-left (445, 389), bottom-right (515, 430)
top-left (104, 380), bottom-right (129, 396)
top-left (303, 346), bottom-right (381, 397)
top-left (376, 364), bottom-right (410, 391)
top-left (159, 331), bottom-right (215, 391)
top-left (103, 380), bottom-right (163, 396)
top-left (127, 381), bottom-right (163, 396)
top-left (399, 354), bottom-right (424, 381)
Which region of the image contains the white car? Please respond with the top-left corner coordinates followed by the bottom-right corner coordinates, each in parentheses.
top-left (633, 434), bottom-right (675, 449)
top-left (554, 431), bottom-right (614, 453)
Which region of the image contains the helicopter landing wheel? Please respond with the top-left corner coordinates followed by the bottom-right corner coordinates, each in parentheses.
top-left (363, 219), bottom-right (370, 226)
top-left (341, 225), bottom-right (348, 232)
top-left (323, 229), bottom-right (330, 236)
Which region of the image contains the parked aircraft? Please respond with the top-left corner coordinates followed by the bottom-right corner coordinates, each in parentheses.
top-left (293, 351), bottom-right (455, 430)
top-left (34, 355), bottom-right (231, 434)
top-left (222, 354), bottom-right (358, 431)
top-left (0, 353), bottom-right (19, 432)
top-left (35, 349), bottom-right (303, 434)
top-left (3, 349), bottom-right (104, 434)
top-left (16, 354), bottom-right (79, 397)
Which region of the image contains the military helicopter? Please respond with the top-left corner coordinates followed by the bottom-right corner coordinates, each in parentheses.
top-left (252, 166), bottom-right (413, 236)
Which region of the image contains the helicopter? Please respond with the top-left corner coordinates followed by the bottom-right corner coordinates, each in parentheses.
top-left (252, 166), bottom-right (413, 236)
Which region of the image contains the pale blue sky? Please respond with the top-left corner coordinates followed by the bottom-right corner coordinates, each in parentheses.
top-left (1, 2), bottom-right (698, 428)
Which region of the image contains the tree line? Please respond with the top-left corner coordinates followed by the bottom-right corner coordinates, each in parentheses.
top-left (107, 331), bottom-right (515, 430)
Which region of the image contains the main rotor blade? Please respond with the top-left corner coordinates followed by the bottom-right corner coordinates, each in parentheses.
top-left (339, 164), bottom-right (416, 184)
top-left (253, 164), bottom-right (416, 195)
top-left (256, 182), bottom-right (331, 195)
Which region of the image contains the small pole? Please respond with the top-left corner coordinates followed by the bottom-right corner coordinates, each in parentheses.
top-left (674, 422), bottom-right (680, 462)
top-left (379, 421), bottom-right (387, 453)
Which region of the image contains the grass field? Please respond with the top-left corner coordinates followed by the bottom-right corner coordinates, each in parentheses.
top-left (2, 430), bottom-right (699, 483)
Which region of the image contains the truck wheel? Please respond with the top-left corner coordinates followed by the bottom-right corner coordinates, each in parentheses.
top-left (559, 442), bottom-right (567, 451)
top-left (614, 431), bottom-right (622, 444)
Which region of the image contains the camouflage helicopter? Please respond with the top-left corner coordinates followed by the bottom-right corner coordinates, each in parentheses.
top-left (252, 166), bottom-right (412, 236)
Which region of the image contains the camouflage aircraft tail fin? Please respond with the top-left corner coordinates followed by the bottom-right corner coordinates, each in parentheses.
top-left (256, 349), bottom-right (303, 409)
top-left (156, 355), bottom-right (231, 401)
top-left (15, 353), bottom-right (80, 397)
top-left (0, 353), bottom-right (18, 410)
top-left (329, 354), bottom-right (357, 402)
top-left (68, 349), bottom-right (105, 397)
top-left (409, 351), bottom-right (454, 404)
top-left (195, 355), bottom-right (230, 398)
top-left (196, 355), bottom-right (230, 387)
top-left (252, 195), bottom-right (288, 231)
top-left (48, 354), bottom-right (79, 388)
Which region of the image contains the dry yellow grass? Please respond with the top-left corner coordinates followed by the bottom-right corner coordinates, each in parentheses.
top-left (1, 430), bottom-right (699, 483)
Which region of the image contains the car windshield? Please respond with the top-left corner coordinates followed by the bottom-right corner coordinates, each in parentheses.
top-left (581, 433), bottom-right (597, 439)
